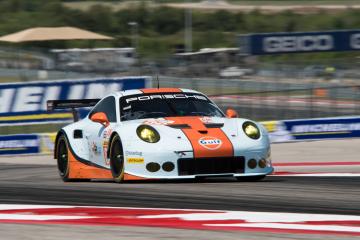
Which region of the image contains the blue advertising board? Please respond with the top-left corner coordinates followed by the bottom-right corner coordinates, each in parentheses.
top-left (266, 116), bottom-right (360, 142)
top-left (240, 30), bottom-right (360, 55)
top-left (0, 77), bottom-right (151, 125)
top-left (0, 134), bottom-right (39, 155)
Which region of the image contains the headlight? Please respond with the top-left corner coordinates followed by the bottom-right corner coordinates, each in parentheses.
top-left (136, 125), bottom-right (160, 143)
top-left (242, 121), bottom-right (260, 139)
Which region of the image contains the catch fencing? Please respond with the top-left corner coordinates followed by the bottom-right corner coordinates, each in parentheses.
top-left (210, 85), bottom-right (360, 121)
top-left (158, 76), bottom-right (360, 121)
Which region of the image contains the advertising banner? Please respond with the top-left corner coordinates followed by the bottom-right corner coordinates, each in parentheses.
top-left (39, 133), bottom-right (56, 155)
top-left (262, 116), bottom-right (360, 142)
top-left (0, 77), bottom-right (151, 125)
top-left (0, 134), bottom-right (39, 155)
top-left (240, 30), bottom-right (360, 55)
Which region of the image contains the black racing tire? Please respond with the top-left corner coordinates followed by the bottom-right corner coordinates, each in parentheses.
top-left (109, 135), bottom-right (125, 183)
top-left (236, 175), bottom-right (266, 182)
top-left (56, 135), bottom-right (71, 182)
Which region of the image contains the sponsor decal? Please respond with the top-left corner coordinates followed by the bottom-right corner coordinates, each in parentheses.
top-left (174, 150), bottom-right (191, 157)
top-left (198, 136), bottom-right (222, 150)
top-left (91, 142), bottom-right (101, 155)
top-left (143, 119), bottom-right (174, 125)
top-left (127, 157), bottom-right (144, 164)
top-left (126, 93), bottom-right (208, 104)
top-left (200, 116), bottom-right (212, 124)
top-left (103, 128), bottom-right (113, 139)
top-left (102, 128), bottom-right (113, 164)
top-left (103, 140), bottom-right (110, 165)
top-left (125, 151), bottom-right (143, 157)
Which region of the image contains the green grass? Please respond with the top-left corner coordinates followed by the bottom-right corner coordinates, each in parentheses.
top-left (0, 124), bottom-right (65, 135)
top-left (63, 0), bottom-right (360, 11)
top-left (0, 76), bottom-right (22, 83)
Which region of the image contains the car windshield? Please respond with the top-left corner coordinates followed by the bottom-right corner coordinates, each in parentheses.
top-left (120, 92), bottom-right (224, 121)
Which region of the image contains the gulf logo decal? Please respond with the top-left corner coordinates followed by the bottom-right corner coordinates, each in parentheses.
top-left (198, 137), bottom-right (222, 150)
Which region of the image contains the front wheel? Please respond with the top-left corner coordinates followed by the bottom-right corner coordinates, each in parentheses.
top-left (109, 135), bottom-right (125, 183)
top-left (236, 175), bottom-right (266, 182)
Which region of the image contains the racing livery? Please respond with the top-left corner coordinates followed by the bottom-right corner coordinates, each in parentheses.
top-left (48, 88), bottom-right (273, 182)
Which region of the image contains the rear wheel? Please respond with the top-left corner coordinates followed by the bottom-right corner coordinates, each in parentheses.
top-left (56, 135), bottom-right (70, 182)
top-left (236, 175), bottom-right (266, 182)
top-left (110, 135), bottom-right (125, 183)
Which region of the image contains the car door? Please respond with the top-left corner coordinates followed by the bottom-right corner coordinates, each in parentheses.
top-left (86, 96), bottom-right (117, 167)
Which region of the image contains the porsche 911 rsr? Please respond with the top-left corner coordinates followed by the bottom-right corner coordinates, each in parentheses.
top-left (48, 88), bottom-right (273, 182)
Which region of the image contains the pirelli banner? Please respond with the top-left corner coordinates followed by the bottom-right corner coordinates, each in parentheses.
top-left (239, 30), bottom-right (360, 55)
top-left (262, 116), bottom-right (360, 143)
top-left (0, 77), bottom-right (151, 126)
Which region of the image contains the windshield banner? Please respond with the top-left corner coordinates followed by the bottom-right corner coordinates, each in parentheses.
top-left (0, 77), bottom-right (151, 126)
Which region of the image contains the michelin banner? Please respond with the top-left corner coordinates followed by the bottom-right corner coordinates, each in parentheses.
top-left (0, 77), bottom-right (151, 126)
top-left (262, 116), bottom-right (360, 143)
top-left (0, 134), bottom-right (39, 155)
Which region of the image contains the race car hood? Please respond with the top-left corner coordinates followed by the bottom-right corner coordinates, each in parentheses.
top-left (137, 116), bottom-right (237, 135)
top-left (130, 116), bottom-right (240, 158)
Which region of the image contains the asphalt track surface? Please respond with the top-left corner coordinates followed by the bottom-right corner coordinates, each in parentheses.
top-left (0, 139), bottom-right (359, 239)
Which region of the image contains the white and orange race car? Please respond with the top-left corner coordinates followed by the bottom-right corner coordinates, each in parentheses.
top-left (48, 88), bottom-right (273, 182)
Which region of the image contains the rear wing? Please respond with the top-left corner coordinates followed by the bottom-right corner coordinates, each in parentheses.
top-left (47, 99), bottom-right (100, 122)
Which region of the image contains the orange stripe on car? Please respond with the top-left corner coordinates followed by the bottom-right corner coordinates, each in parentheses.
top-left (166, 117), bottom-right (233, 158)
top-left (141, 88), bottom-right (182, 93)
top-left (67, 149), bottom-right (112, 179)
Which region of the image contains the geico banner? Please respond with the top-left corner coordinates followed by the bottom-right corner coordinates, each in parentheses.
top-left (0, 77), bottom-right (150, 125)
top-left (262, 116), bottom-right (360, 142)
top-left (0, 134), bottom-right (39, 155)
top-left (240, 30), bottom-right (360, 55)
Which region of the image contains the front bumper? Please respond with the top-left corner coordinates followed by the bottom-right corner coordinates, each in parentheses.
top-left (123, 144), bottom-right (273, 179)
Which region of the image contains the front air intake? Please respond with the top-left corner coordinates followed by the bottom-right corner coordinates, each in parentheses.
top-left (178, 156), bottom-right (245, 176)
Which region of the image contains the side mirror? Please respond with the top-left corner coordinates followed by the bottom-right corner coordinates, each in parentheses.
top-left (226, 109), bottom-right (238, 118)
top-left (90, 112), bottom-right (109, 127)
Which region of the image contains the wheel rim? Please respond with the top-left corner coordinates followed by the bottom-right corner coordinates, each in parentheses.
top-left (110, 139), bottom-right (124, 177)
top-left (57, 139), bottom-right (68, 176)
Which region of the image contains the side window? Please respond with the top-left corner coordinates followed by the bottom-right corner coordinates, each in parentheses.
top-left (89, 96), bottom-right (117, 122)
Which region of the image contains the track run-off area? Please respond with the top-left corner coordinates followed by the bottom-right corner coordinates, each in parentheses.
top-left (0, 138), bottom-right (359, 239)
